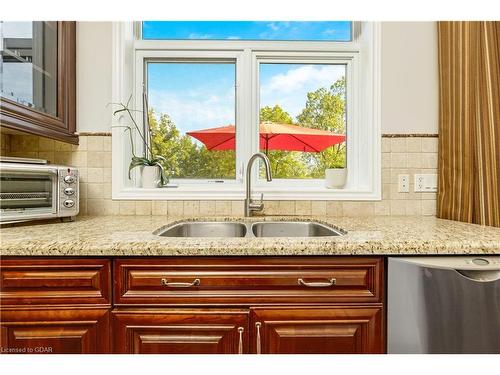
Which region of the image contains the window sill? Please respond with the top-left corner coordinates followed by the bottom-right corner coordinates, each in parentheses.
top-left (112, 185), bottom-right (381, 201)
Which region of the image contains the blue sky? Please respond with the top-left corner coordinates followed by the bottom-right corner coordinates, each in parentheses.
top-left (145, 22), bottom-right (348, 135)
top-left (142, 21), bottom-right (352, 41)
top-left (148, 62), bottom-right (345, 135)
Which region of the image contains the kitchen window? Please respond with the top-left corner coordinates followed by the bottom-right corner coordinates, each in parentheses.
top-left (112, 22), bottom-right (381, 200)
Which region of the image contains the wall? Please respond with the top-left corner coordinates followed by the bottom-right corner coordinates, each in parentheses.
top-left (75, 21), bottom-right (439, 135)
top-left (1, 134), bottom-right (437, 216)
top-left (381, 22), bottom-right (439, 134)
top-left (1, 22), bottom-right (439, 217)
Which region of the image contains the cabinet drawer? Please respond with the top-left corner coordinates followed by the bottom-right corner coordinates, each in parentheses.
top-left (114, 257), bottom-right (383, 306)
top-left (0, 258), bottom-right (111, 306)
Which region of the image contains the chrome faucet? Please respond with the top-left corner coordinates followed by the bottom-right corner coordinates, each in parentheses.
top-left (245, 152), bottom-right (273, 217)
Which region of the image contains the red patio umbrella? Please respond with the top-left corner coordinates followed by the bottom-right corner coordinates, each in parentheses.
top-left (187, 122), bottom-right (345, 154)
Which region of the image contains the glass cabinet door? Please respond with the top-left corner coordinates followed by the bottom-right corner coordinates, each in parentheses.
top-left (1, 21), bottom-right (58, 116)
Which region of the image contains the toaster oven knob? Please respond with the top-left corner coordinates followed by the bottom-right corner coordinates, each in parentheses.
top-left (64, 175), bottom-right (75, 184)
top-left (64, 187), bottom-right (75, 196)
top-left (63, 199), bottom-right (75, 208)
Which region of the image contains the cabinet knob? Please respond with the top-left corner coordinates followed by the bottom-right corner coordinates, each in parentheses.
top-left (255, 322), bottom-right (262, 354)
top-left (238, 327), bottom-right (244, 354)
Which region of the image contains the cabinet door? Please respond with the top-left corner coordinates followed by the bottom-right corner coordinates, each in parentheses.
top-left (250, 306), bottom-right (384, 354)
top-left (112, 309), bottom-right (248, 354)
top-left (0, 308), bottom-right (110, 354)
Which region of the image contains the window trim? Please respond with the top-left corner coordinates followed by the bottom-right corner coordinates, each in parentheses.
top-left (111, 22), bottom-right (381, 201)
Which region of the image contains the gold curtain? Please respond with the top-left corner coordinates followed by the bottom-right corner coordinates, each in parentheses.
top-left (437, 22), bottom-right (500, 227)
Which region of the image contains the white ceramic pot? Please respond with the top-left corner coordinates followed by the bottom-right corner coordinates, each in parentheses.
top-left (325, 168), bottom-right (347, 189)
top-left (141, 165), bottom-right (160, 188)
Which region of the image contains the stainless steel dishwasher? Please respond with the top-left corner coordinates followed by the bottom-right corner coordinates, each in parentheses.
top-left (388, 256), bottom-right (500, 353)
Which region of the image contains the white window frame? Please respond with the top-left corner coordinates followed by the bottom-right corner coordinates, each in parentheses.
top-left (112, 22), bottom-right (381, 201)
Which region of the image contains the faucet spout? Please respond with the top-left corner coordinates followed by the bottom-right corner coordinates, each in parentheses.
top-left (245, 152), bottom-right (273, 217)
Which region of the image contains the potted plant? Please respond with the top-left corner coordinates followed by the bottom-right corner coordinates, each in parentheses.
top-left (325, 159), bottom-right (347, 189)
top-left (110, 95), bottom-right (168, 188)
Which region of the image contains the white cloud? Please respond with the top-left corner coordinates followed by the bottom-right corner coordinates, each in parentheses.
top-left (260, 64), bottom-right (345, 119)
top-left (148, 86), bottom-right (235, 134)
top-left (187, 33), bottom-right (212, 39)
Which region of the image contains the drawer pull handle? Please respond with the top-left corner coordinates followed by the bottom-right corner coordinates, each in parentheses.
top-left (255, 322), bottom-right (262, 354)
top-left (160, 278), bottom-right (200, 288)
top-left (238, 327), bottom-right (244, 354)
top-left (298, 278), bottom-right (336, 287)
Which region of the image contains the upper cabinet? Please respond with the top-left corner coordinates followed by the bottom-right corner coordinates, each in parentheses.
top-left (0, 21), bottom-right (77, 144)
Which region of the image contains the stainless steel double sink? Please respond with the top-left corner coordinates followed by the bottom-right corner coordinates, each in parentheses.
top-left (155, 220), bottom-right (344, 238)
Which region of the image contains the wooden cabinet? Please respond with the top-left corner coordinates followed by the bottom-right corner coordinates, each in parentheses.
top-left (0, 256), bottom-right (385, 354)
top-left (0, 22), bottom-right (77, 144)
top-left (249, 307), bottom-right (384, 354)
top-left (112, 309), bottom-right (248, 354)
top-left (0, 308), bottom-right (110, 354)
top-left (0, 258), bottom-right (111, 354)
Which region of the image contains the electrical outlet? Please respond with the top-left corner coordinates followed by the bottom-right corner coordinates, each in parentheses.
top-left (398, 174), bottom-right (410, 193)
top-left (414, 174), bottom-right (438, 192)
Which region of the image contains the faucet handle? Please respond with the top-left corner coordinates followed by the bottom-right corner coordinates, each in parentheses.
top-left (258, 193), bottom-right (264, 203)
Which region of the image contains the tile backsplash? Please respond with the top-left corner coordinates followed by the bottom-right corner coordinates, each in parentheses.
top-left (0, 133), bottom-right (438, 216)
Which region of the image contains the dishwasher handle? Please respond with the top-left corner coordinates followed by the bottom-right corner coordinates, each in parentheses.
top-left (455, 270), bottom-right (500, 282)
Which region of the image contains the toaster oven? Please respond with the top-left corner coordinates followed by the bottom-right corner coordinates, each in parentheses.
top-left (0, 157), bottom-right (79, 224)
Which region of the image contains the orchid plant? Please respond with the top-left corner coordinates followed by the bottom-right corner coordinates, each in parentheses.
top-left (109, 94), bottom-right (169, 186)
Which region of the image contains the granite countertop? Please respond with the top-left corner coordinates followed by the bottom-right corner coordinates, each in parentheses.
top-left (1, 215), bottom-right (500, 256)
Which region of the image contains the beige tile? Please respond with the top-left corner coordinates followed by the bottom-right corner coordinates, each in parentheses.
top-left (78, 168), bottom-right (88, 183)
top-left (405, 200), bottom-right (422, 216)
top-left (295, 201), bottom-right (312, 216)
top-left (382, 169), bottom-right (391, 184)
top-left (102, 168), bottom-right (112, 183)
top-left (390, 168), bottom-right (410, 184)
top-left (38, 137), bottom-right (55, 151)
top-left (78, 199), bottom-right (87, 216)
top-left (199, 201), bottom-right (216, 216)
top-left (406, 138), bottom-right (422, 152)
top-left (262, 201), bottom-right (280, 215)
top-left (79, 183), bottom-right (88, 199)
top-left (54, 152), bottom-right (72, 165)
top-left (311, 201), bottom-right (327, 216)
top-left (421, 192), bottom-right (437, 200)
top-left (342, 202), bottom-right (375, 216)
top-left (278, 201), bottom-right (295, 215)
top-left (135, 201), bottom-right (152, 215)
top-left (71, 151), bottom-right (87, 167)
top-left (390, 138), bottom-right (407, 152)
top-left (87, 152), bottom-right (104, 167)
top-left (87, 136), bottom-right (104, 151)
top-left (87, 199), bottom-right (105, 215)
top-left (231, 201), bottom-right (244, 216)
top-left (102, 184), bottom-right (112, 199)
top-left (87, 168), bottom-right (103, 183)
top-left (215, 200), bottom-right (232, 215)
top-left (407, 153), bottom-right (422, 168)
top-left (183, 201), bottom-right (200, 216)
top-left (421, 153), bottom-right (438, 169)
top-left (54, 140), bottom-right (72, 152)
top-left (390, 200), bottom-right (406, 215)
top-left (152, 201), bottom-right (168, 216)
top-left (102, 200), bottom-right (120, 216)
top-left (390, 184), bottom-right (408, 200)
top-left (119, 201), bottom-right (136, 216)
top-left (102, 152), bottom-right (112, 168)
top-left (87, 183), bottom-right (104, 199)
top-left (326, 201), bottom-right (343, 216)
top-left (37, 151), bottom-right (55, 163)
top-left (168, 201), bottom-right (184, 216)
top-left (103, 136), bottom-right (112, 151)
top-left (422, 200), bottom-right (437, 216)
top-left (381, 153), bottom-right (391, 169)
top-left (390, 153), bottom-right (407, 168)
top-left (22, 135), bottom-right (39, 151)
top-left (421, 138), bottom-right (438, 153)
top-left (382, 183), bottom-right (391, 200)
top-left (381, 138), bottom-right (391, 153)
top-left (76, 136), bottom-right (87, 151)
top-left (374, 201), bottom-right (391, 216)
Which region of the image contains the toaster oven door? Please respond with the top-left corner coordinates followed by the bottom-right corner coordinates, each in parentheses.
top-left (0, 168), bottom-right (58, 222)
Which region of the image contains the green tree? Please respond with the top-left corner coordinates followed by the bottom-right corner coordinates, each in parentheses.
top-left (296, 77), bottom-right (346, 177)
top-left (259, 106), bottom-right (308, 178)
